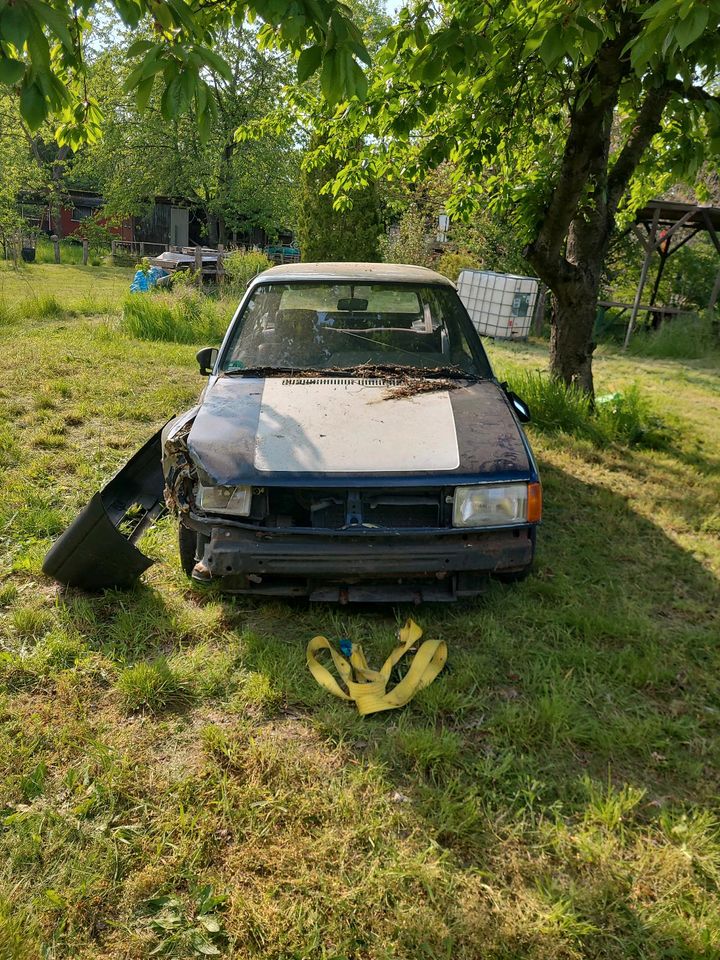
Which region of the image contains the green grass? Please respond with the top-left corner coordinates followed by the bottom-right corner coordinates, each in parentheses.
top-left (504, 369), bottom-right (670, 448)
top-left (0, 260), bottom-right (134, 307)
top-left (0, 282), bottom-right (719, 958)
top-left (628, 313), bottom-right (719, 360)
top-left (120, 289), bottom-right (230, 344)
top-left (117, 658), bottom-right (194, 713)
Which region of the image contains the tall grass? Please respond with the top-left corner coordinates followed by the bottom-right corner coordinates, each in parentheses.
top-left (504, 369), bottom-right (669, 448)
top-left (120, 289), bottom-right (229, 344)
top-left (0, 301), bottom-right (17, 326)
top-left (628, 313), bottom-right (718, 360)
top-left (18, 295), bottom-right (66, 320)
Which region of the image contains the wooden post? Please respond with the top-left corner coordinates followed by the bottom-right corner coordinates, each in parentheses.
top-left (708, 267), bottom-right (720, 314)
top-left (111, 239), bottom-right (116, 264)
top-left (51, 234), bottom-right (60, 264)
top-left (139, 241), bottom-right (145, 258)
top-left (623, 247), bottom-right (652, 349)
top-left (194, 245), bottom-right (203, 284)
top-left (82, 239), bottom-right (89, 265)
top-left (624, 208), bottom-right (660, 349)
top-left (216, 252), bottom-right (224, 287)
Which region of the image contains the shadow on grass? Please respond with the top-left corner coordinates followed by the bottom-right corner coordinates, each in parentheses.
top-left (207, 462), bottom-right (718, 957)
top-left (45, 462), bottom-right (720, 958)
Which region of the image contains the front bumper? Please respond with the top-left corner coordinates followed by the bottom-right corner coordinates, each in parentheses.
top-left (185, 515), bottom-right (535, 601)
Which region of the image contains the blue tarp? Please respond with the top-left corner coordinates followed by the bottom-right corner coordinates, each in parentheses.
top-left (130, 266), bottom-right (169, 293)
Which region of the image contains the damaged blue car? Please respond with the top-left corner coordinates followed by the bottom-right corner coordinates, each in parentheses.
top-left (44, 262), bottom-right (541, 603)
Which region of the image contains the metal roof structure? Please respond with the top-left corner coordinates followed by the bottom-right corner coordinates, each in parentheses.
top-left (623, 199), bottom-right (720, 347)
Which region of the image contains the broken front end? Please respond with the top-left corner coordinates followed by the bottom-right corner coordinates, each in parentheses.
top-left (163, 414), bottom-right (541, 604)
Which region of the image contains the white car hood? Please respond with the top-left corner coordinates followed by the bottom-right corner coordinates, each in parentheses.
top-left (254, 378), bottom-right (459, 473)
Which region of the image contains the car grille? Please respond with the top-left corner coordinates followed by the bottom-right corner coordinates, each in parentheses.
top-left (265, 488), bottom-right (446, 530)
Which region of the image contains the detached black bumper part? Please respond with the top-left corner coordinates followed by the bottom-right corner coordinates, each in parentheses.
top-left (42, 429), bottom-right (166, 590)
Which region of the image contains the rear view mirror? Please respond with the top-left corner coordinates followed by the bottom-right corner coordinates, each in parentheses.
top-left (337, 297), bottom-right (369, 312)
top-left (196, 347), bottom-right (218, 376)
top-left (501, 383), bottom-right (531, 423)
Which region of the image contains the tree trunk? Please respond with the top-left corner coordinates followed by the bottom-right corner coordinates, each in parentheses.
top-left (206, 212), bottom-right (218, 247)
top-left (549, 284), bottom-right (598, 394)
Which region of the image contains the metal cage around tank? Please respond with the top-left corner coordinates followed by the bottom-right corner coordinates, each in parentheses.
top-left (457, 270), bottom-right (539, 340)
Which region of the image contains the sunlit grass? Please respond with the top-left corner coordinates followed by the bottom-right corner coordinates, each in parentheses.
top-left (0, 283), bottom-right (718, 958)
top-left (120, 289), bottom-right (230, 344)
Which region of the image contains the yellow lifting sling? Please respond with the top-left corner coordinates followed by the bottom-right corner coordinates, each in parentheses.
top-left (306, 619), bottom-right (447, 716)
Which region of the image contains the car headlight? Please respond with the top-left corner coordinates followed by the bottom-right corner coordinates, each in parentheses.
top-left (197, 483), bottom-right (252, 516)
top-left (452, 482), bottom-right (541, 527)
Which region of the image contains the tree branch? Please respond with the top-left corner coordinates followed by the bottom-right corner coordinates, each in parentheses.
top-left (607, 82), bottom-right (672, 214)
top-left (665, 79), bottom-right (720, 106)
top-left (525, 33), bottom-right (630, 286)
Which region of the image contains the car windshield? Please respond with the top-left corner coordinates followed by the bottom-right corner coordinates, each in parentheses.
top-left (220, 281), bottom-right (492, 377)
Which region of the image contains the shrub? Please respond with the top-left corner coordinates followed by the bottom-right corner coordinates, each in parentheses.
top-left (504, 370), bottom-right (669, 449)
top-left (594, 385), bottom-right (670, 448)
top-left (628, 313), bottom-right (717, 360)
top-left (436, 250), bottom-right (481, 281)
top-left (117, 658), bottom-right (193, 713)
top-left (120, 289), bottom-right (228, 344)
top-left (380, 205), bottom-right (433, 267)
top-left (223, 250), bottom-right (273, 292)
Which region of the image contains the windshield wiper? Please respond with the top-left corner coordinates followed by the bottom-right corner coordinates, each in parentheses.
top-left (222, 366), bottom-right (295, 377)
top-left (221, 363), bottom-right (482, 380)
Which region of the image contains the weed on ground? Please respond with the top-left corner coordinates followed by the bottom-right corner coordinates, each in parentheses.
top-left (0, 294), bottom-right (718, 958)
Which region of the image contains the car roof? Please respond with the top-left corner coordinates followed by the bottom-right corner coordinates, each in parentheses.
top-left (250, 261), bottom-right (455, 287)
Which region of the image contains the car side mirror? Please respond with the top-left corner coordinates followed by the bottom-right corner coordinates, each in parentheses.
top-left (196, 347), bottom-right (218, 376)
top-left (501, 383), bottom-right (531, 423)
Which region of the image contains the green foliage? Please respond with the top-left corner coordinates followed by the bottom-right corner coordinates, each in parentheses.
top-left (120, 290), bottom-right (228, 345)
top-left (628, 314), bottom-right (719, 360)
top-left (139, 885), bottom-right (228, 957)
top-left (68, 28), bottom-right (303, 244)
top-left (297, 147), bottom-right (381, 261)
top-left (117, 658), bottom-right (193, 713)
top-left (69, 214), bottom-right (115, 253)
top-left (449, 213), bottom-right (531, 277)
top-left (505, 370), bottom-right (669, 448)
top-left (380, 205), bottom-right (432, 267)
top-left (315, 0), bottom-right (720, 389)
top-left (223, 250), bottom-right (273, 291)
top-left (0, 2), bottom-right (369, 140)
top-left (436, 250), bottom-right (481, 281)
top-left (324, 1), bottom-right (720, 222)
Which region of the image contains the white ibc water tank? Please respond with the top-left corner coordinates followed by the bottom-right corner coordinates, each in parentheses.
top-left (457, 269), bottom-right (539, 340)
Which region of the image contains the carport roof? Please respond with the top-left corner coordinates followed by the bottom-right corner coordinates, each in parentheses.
top-left (635, 199), bottom-right (720, 232)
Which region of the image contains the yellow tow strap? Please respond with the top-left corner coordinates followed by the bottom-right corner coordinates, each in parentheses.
top-left (306, 619), bottom-right (447, 716)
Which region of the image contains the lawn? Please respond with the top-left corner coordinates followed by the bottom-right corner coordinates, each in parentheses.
top-left (0, 260), bottom-right (134, 307)
top-left (0, 270), bottom-right (719, 959)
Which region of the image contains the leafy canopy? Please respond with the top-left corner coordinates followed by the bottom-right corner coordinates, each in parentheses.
top-left (0, 0), bottom-right (369, 147)
top-left (313, 0), bottom-right (720, 229)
